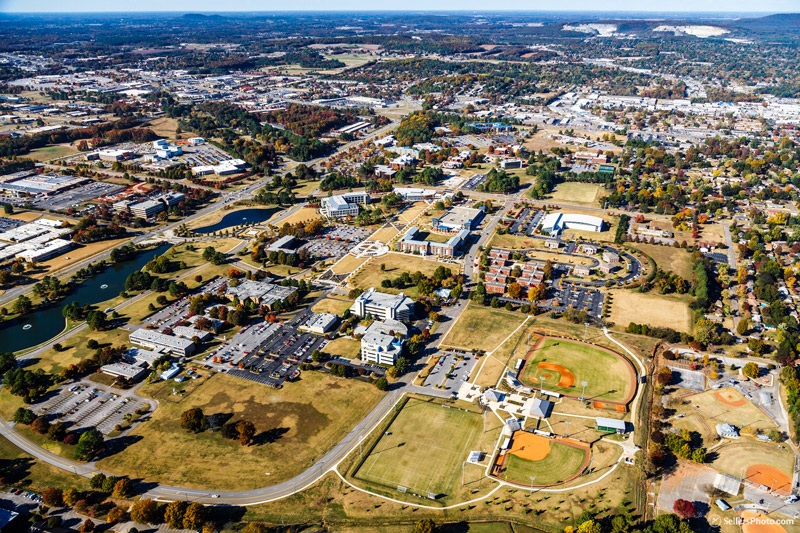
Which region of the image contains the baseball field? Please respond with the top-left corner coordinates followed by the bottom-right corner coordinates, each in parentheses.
top-left (518, 337), bottom-right (635, 404)
top-left (501, 432), bottom-right (589, 486)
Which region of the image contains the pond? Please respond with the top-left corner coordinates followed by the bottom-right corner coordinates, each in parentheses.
top-left (0, 243), bottom-right (172, 353)
top-left (192, 207), bottom-right (281, 234)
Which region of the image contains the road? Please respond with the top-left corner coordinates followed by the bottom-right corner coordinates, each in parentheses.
top-left (0, 119), bottom-right (398, 310)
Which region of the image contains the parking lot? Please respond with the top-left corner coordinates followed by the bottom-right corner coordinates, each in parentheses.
top-left (549, 282), bottom-right (605, 316)
top-left (33, 382), bottom-right (150, 436)
top-left (36, 182), bottom-right (124, 211)
top-left (461, 173), bottom-right (487, 191)
top-left (0, 217), bottom-right (22, 231)
top-left (508, 207), bottom-right (543, 236)
top-left (423, 349), bottom-right (479, 392)
top-left (299, 224), bottom-right (372, 259)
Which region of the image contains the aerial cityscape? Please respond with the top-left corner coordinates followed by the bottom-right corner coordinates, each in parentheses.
top-left (0, 6), bottom-right (800, 533)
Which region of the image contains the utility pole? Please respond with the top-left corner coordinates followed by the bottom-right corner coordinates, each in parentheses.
top-left (462, 461), bottom-right (466, 486)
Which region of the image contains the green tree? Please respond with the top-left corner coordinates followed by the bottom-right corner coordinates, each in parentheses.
top-left (375, 377), bottom-right (389, 391)
top-left (89, 473), bottom-right (106, 489)
top-left (743, 362), bottom-right (759, 379)
top-left (75, 428), bottom-right (104, 461)
top-left (691, 448), bottom-right (706, 463)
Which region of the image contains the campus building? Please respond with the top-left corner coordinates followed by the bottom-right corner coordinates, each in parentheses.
top-left (540, 213), bottom-right (604, 236)
top-left (360, 319), bottom-right (407, 365)
top-left (224, 279), bottom-right (297, 308)
top-left (351, 288), bottom-right (414, 321)
top-left (320, 191), bottom-right (370, 218)
top-left (432, 206), bottom-right (484, 233)
top-left (397, 226), bottom-right (470, 257)
top-left (129, 329), bottom-right (195, 357)
top-left (300, 313), bottom-right (338, 334)
top-left (596, 417), bottom-right (628, 434)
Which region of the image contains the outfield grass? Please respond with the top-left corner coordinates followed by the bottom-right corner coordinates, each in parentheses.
top-left (548, 183), bottom-right (603, 206)
top-left (96, 371), bottom-right (384, 490)
top-left (710, 441), bottom-right (794, 479)
top-left (354, 399), bottom-right (485, 498)
top-left (518, 337), bottom-right (634, 403)
top-left (502, 441), bottom-right (587, 485)
top-left (440, 304), bottom-right (528, 353)
top-left (687, 389), bottom-right (778, 431)
top-left (608, 289), bottom-right (691, 333)
top-left (349, 252), bottom-right (452, 299)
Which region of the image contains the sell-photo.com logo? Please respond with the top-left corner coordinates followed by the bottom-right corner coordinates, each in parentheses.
top-left (709, 515), bottom-right (796, 526)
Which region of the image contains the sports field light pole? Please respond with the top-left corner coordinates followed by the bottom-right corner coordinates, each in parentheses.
top-left (581, 380), bottom-right (588, 401)
top-left (529, 476), bottom-right (536, 494)
top-left (565, 420), bottom-right (571, 438)
top-left (462, 461), bottom-right (466, 487)
top-left (539, 376), bottom-right (545, 393)
top-left (584, 322), bottom-right (589, 343)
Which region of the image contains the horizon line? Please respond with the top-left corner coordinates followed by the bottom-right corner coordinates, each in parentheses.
top-left (0, 9), bottom-right (790, 14)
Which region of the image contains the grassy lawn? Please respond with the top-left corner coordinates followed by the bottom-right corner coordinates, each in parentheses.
top-left (518, 337), bottom-right (634, 403)
top-left (146, 117), bottom-right (185, 140)
top-left (548, 183), bottom-right (603, 206)
top-left (349, 252), bottom-right (453, 299)
top-left (608, 289), bottom-right (691, 333)
top-left (0, 388), bottom-right (26, 421)
top-left (367, 226), bottom-right (400, 243)
top-left (29, 326), bottom-right (131, 374)
top-left (332, 254), bottom-right (369, 275)
top-left (6, 211), bottom-right (41, 222)
top-left (354, 399), bottom-right (491, 500)
top-left (502, 440), bottom-right (588, 485)
top-left (27, 144), bottom-right (78, 162)
top-left (96, 371), bottom-right (384, 490)
top-left (324, 337), bottom-right (362, 359)
top-left (527, 250), bottom-right (593, 266)
top-left (0, 435), bottom-right (91, 493)
top-left (488, 233), bottom-right (543, 250)
top-left (312, 297), bottom-right (354, 316)
top-left (290, 181), bottom-right (321, 197)
top-left (396, 203), bottom-right (429, 224)
top-left (272, 206), bottom-right (322, 227)
top-left (631, 243), bottom-right (693, 279)
top-left (38, 237), bottom-right (130, 278)
top-left (440, 304), bottom-right (528, 353)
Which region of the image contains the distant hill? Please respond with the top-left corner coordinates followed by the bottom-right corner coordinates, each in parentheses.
top-left (180, 13), bottom-right (227, 21)
top-left (730, 13), bottom-right (800, 34)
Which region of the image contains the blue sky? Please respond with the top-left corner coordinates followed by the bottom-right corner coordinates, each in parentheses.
top-left (0, 0), bottom-right (797, 13)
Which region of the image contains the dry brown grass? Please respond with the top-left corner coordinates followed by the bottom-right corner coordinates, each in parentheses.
top-left (608, 289), bottom-right (691, 333)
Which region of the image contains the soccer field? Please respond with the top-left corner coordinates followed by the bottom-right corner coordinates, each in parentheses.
top-left (518, 337), bottom-right (635, 404)
top-left (355, 400), bottom-right (483, 497)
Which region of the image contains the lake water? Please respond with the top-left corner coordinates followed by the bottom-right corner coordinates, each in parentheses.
top-left (0, 243), bottom-right (172, 353)
top-left (192, 207), bottom-right (280, 234)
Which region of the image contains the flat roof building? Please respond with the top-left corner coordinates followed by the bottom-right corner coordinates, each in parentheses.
top-left (540, 213), bottom-right (604, 236)
top-left (320, 191), bottom-right (370, 218)
top-left (100, 362), bottom-right (148, 381)
top-left (300, 313), bottom-right (338, 335)
top-left (128, 200), bottom-right (165, 219)
top-left (397, 226), bottom-right (470, 257)
top-left (129, 328), bottom-right (195, 356)
top-left (225, 279), bottom-right (297, 308)
top-left (596, 417), bottom-right (628, 434)
top-left (433, 206), bottom-right (484, 233)
top-left (351, 288), bottom-right (414, 321)
top-left (360, 320), bottom-right (407, 366)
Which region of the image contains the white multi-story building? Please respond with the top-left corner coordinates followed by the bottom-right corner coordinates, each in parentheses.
top-left (360, 319), bottom-right (407, 365)
top-left (320, 191), bottom-right (370, 218)
top-left (351, 288), bottom-right (414, 321)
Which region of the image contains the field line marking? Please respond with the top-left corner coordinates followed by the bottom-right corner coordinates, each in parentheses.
top-left (332, 467), bottom-right (507, 510)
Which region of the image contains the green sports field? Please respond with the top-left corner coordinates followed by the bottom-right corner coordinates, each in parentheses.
top-left (518, 337), bottom-right (634, 404)
top-left (503, 441), bottom-right (588, 485)
top-left (354, 399), bottom-right (482, 497)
